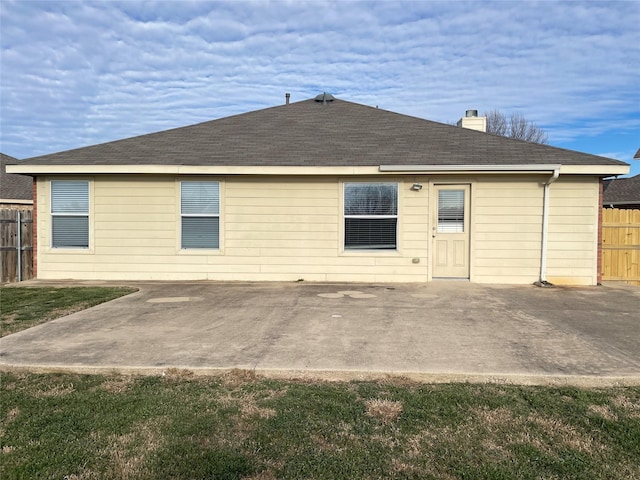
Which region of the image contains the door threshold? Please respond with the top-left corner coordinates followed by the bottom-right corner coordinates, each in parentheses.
top-left (432, 277), bottom-right (470, 281)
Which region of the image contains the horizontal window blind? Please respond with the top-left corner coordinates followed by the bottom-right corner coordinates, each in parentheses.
top-left (52, 217), bottom-right (89, 248)
top-left (344, 183), bottom-right (397, 250)
top-left (438, 190), bottom-right (464, 233)
top-left (181, 182), bottom-right (219, 215)
top-left (181, 181), bottom-right (220, 249)
top-left (345, 218), bottom-right (397, 249)
top-left (51, 180), bottom-right (89, 248)
top-left (51, 181), bottom-right (89, 213)
top-left (182, 217), bottom-right (219, 249)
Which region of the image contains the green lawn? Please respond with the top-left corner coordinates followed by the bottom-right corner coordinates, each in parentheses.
top-left (1, 370), bottom-right (638, 479)
top-left (0, 286), bottom-right (137, 337)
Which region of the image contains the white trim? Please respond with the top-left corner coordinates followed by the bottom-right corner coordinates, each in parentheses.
top-left (0, 198), bottom-right (33, 205)
top-left (179, 180), bottom-right (221, 250)
top-left (7, 163), bottom-right (630, 176)
top-left (50, 180), bottom-right (90, 250)
top-left (343, 181), bottom-right (399, 252)
top-left (7, 165), bottom-right (379, 176)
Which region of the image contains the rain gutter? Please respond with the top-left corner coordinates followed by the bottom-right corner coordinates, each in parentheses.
top-left (378, 164), bottom-right (562, 173)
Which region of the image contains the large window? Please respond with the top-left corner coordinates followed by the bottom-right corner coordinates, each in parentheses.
top-left (181, 181), bottom-right (220, 249)
top-left (51, 180), bottom-right (89, 248)
top-left (344, 182), bottom-right (398, 250)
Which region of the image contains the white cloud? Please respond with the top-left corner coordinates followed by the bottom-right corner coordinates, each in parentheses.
top-left (1, 0), bottom-right (638, 163)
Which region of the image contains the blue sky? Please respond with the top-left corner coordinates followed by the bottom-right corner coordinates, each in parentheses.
top-left (1, 0), bottom-right (639, 176)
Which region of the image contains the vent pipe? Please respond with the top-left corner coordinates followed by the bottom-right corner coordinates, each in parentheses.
top-left (314, 92), bottom-right (335, 104)
top-left (285, 93), bottom-right (290, 105)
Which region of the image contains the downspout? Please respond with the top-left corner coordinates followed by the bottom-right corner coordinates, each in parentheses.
top-left (537, 167), bottom-right (560, 287)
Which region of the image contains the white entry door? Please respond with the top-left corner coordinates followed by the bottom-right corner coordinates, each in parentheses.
top-left (432, 185), bottom-right (470, 278)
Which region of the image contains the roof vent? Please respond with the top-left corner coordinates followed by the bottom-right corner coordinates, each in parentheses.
top-left (314, 92), bottom-right (335, 104)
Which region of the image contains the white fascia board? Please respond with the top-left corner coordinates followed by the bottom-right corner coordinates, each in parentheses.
top-left (559, 164), bottom-right (630, 175)
top-left (6, 165), bottom-right (382, 176)
top-left (0, 198), bottom-right (33, 205)
top-left (7, 163), bottom-right (630, 176)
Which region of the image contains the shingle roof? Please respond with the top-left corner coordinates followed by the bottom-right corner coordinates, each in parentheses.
top-left (1, 153), bottom-right (33, 201)
top-left (603, 174), bottom-right (640, 205)
top-left (18, 98), bottom-right (627, 168)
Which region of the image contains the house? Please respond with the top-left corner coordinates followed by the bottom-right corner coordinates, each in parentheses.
top-left (603, 174), bottom-right (640, 209)
top-left (1, 153), bottom-right (33, 209)
top-left (7, 94), bottom-right (629, 285)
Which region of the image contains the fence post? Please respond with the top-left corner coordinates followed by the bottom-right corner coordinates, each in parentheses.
top-left (17, 210), bottom-right (22, 282)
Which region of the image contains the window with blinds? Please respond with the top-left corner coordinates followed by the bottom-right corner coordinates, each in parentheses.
top-left (437, 189), bottom-right (464, 233)
top-left (344, 183), bottom-right (397, 250)
top-left (181, 181), bottom-right (220, 249)
top-left (51, 180), bottom-right (89, 248)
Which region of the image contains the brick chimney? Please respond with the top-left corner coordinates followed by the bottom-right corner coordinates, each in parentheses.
top-left (457, 109), bottom-right (486, 132)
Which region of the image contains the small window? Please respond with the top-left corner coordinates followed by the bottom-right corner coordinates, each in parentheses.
top-left (51, 180), bottom-right (89, 248)
top-left (181, 181), bottom-right (220, 249)
top-left (437, 190), bottom-right (464, 233)
top-left (344, 183), bottom-right (397, 250)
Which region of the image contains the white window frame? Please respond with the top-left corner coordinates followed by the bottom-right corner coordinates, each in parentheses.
top-left (180, 181), bottom-right (220, 250)
top-left (437, 189), bottom-right (465, 233)
top-left (343, 182), bottom-right (398, 251)
top-left (50, 180), bottom-right (90, 249)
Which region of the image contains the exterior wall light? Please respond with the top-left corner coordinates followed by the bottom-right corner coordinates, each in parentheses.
top-left (411, 183), bottom-right (423, 191)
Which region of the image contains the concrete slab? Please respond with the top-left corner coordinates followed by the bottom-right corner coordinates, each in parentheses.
top-left (1, 281), bottom-right (639, 385)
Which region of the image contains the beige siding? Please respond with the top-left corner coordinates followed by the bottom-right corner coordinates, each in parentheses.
top-left (37, 175), bottom-right (430, 282)
top-left (471, 175), bottom-right (599, 285)
top-left (472, 177), bottom-right (544, 284)
top-left (36, 174), bottom-right (600, 284)
top-left (546, 176), bottom-right (599, 285)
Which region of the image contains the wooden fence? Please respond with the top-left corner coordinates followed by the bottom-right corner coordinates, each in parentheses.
top-left (0, 209), bottom-right (33, 283)
top-left (602, 207), bottom-right (640, 285)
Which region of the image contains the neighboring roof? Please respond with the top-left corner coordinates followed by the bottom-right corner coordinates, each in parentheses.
top-left (603, 174), bottom-right (640, 205)
top-left (15, 98), bottom-right (628, 169)
top-left (0, 153), bottom-right (33, 201)
top-left (634, 148), bottom-right (640, 159)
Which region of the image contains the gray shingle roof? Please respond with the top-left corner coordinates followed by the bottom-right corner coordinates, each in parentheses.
top-left (1, 153), bottom-right (33, 201)
top-left (18, 98), bottom-right (627, 168)
top-left (603, 174), bottom-right (640, 205)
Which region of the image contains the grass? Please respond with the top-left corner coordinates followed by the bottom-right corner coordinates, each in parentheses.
top-left (1, 370), bottom-right (638, 479)
top-left (0, 286), bottom-right (137, 337)
top-left (1, 286), bottom-right (638, 478)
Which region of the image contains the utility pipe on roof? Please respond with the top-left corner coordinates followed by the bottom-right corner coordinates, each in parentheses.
top-left (538, 167), bottom-right (560, 286)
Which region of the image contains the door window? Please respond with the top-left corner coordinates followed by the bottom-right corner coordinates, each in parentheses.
top-left (437, 190), bottom-right (464, 233)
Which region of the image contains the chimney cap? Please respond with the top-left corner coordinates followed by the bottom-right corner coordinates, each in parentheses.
top-left (465, 109), bottom-right (478, 117)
